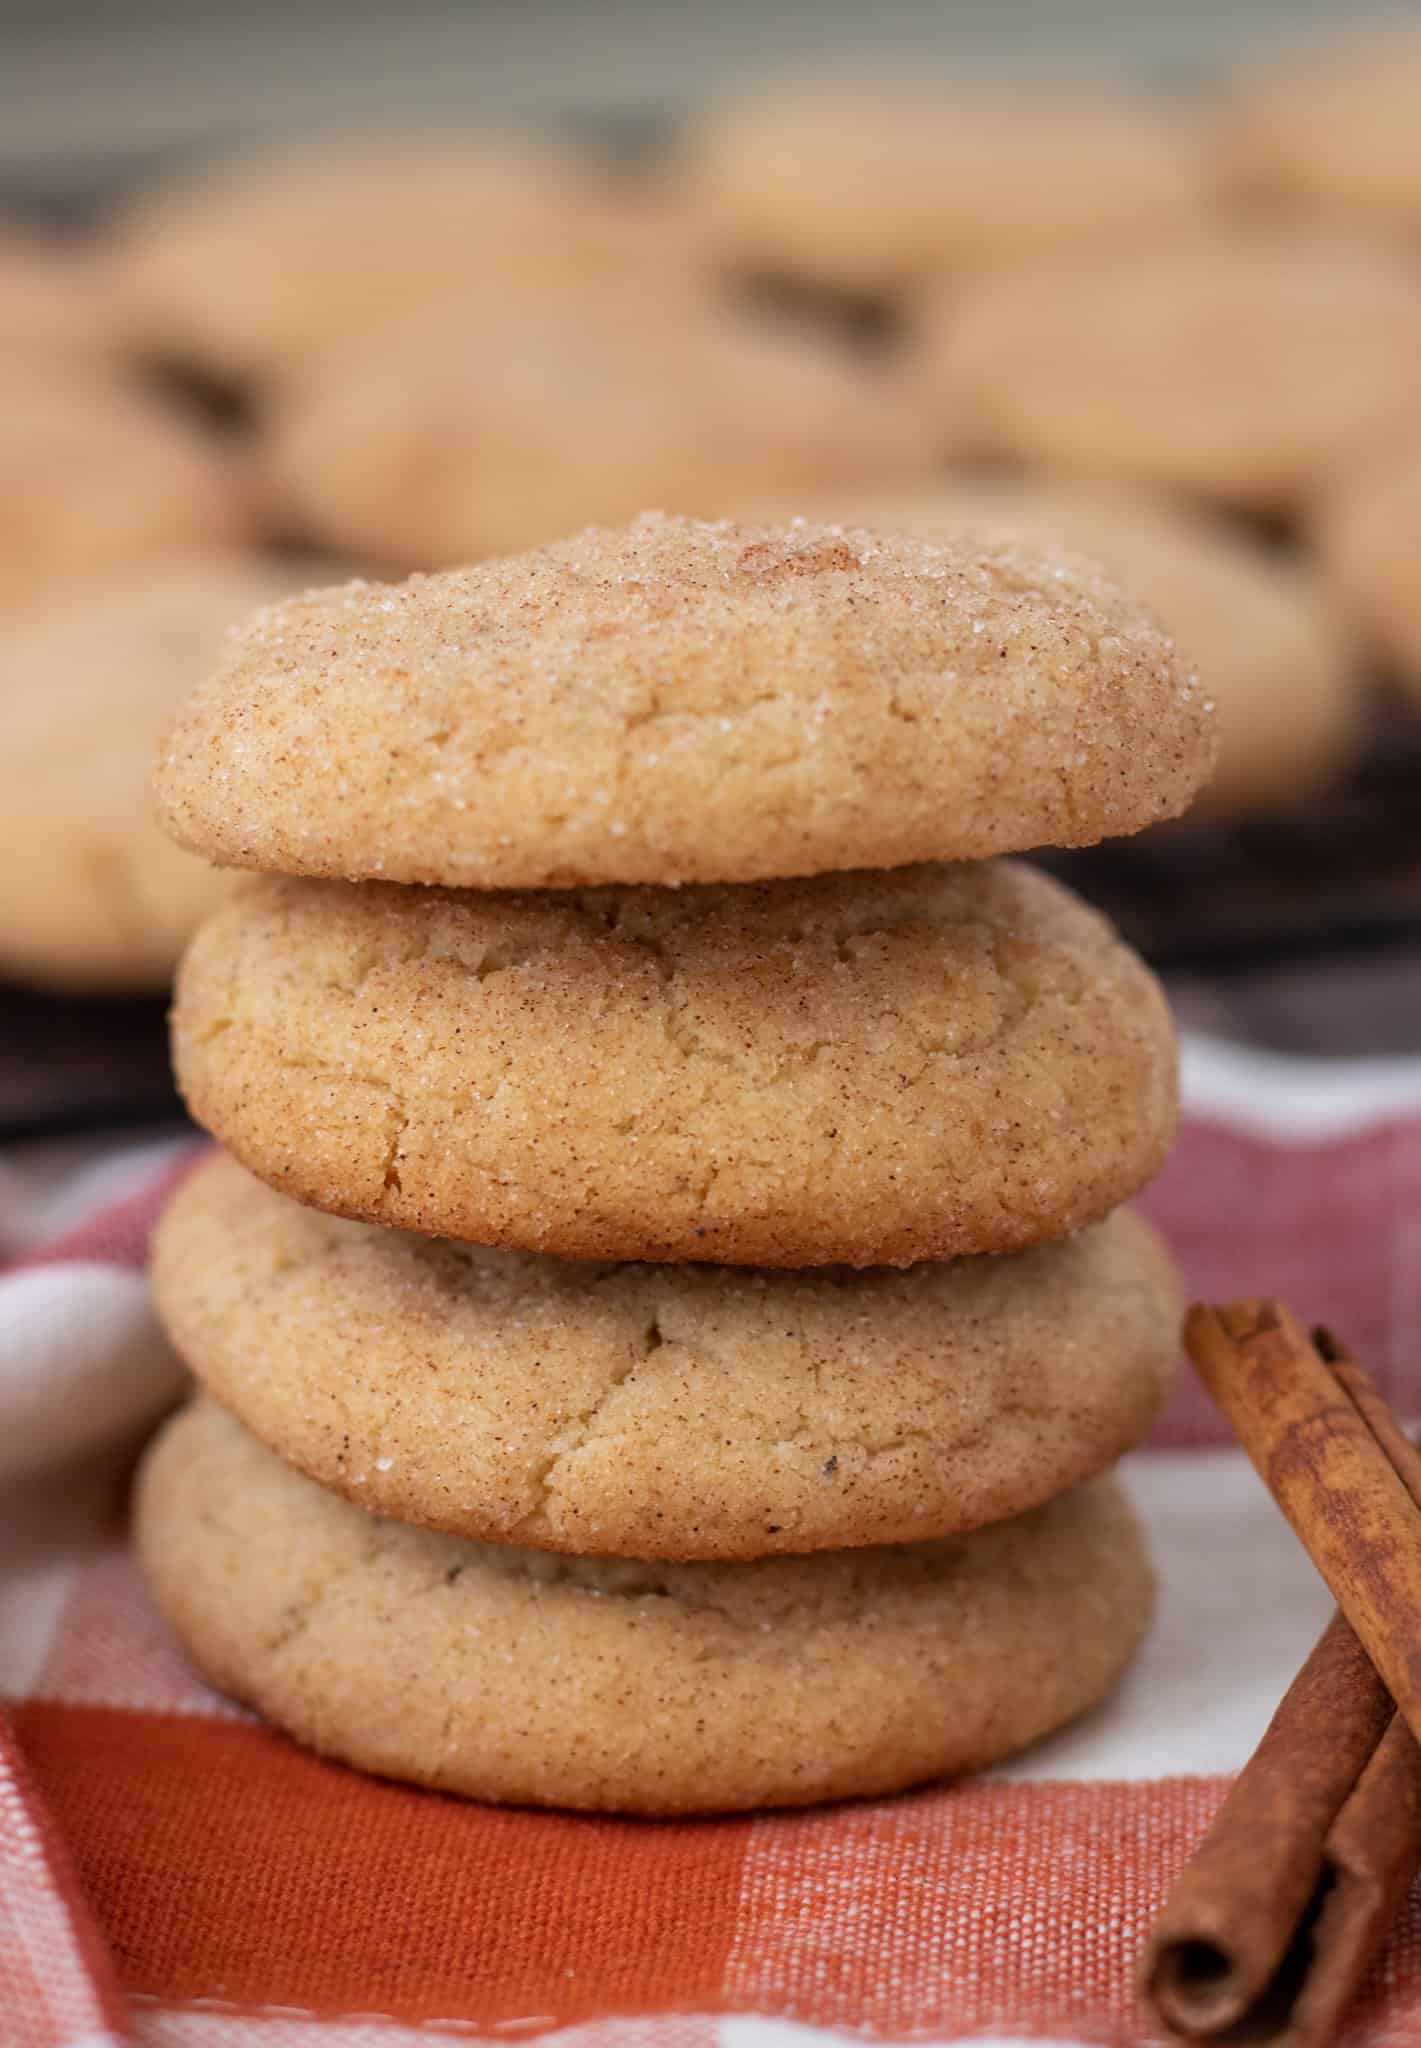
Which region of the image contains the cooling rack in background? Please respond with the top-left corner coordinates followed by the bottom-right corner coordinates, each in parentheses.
top-left (1046, 697), bottom-right (1421, 974)
top-left (0, 990), bottom-right (178, 1142)
top-left (4, 699), bottom-right (1419, 1141)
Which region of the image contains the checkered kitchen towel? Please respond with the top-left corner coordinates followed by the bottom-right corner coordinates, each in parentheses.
top-left (5, 1034), bottom-right (1421, 2048)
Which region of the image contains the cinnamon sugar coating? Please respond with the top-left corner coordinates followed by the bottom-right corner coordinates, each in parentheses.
top-left (749, 478), bottom-right (1356, 818)
top-left (171, 860), bottom-right (1177, 1267)
top-left (154, 1150), bottom-right (1178, 1558)
top-left (137, 1398), bottom-right (1155, 1813)
top-left (155, 513), bottom-right (1213, 889)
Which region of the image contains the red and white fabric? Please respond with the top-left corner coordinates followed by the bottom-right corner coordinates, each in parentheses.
top-left (3, 1032), bottom-right (1421, 2048)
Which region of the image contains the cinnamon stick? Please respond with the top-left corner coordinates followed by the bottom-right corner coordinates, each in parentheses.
top-left (1185, 1301), bottom-right (1421, 1746)
top-left (1139, 1306), bottom-right (1421, 2046)
top-left (1141, 1611), bottom-right (1393, 2036)
top-left (1283, 1714), bottom-right (1421, 2048)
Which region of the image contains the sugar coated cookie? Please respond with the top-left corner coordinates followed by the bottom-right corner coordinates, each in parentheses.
top-left (154, 1151), bottom-right (1179, 1558)
top-left (0, 556), bottom-right (297, 992)
top-left (137, 1398), bottom-right (1155, 1813)
top-left (172, 861), bottom-right (1176, 1267)
top-left (923, 227), bottom-right (1421, 512)
top-left (155, 515), bottom-right (1213, 888)
top-left (1226, 27), bottom-right (1421, 231)
top-left (0, 372), bottom-right (249, 617)
top-left (115, 139), bottom-right (692, 387)
top-left (0, 228), bottom-right (117, 365)
top-left (751, 479), bottom-right (1358, 818)
top-left (264, 311), bottom-right (935, 570)
top-left (681, 75), bottom-right (1217, 296)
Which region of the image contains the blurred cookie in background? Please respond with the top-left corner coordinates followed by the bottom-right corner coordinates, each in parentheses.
top-left (1315, 427), bottom-right (1421, 703)
top-left (265, 306), bottom-right (937, 569)
top-left (0, 371), bottom-right (252, 616)
top-left (1226, 25), bottom-right (1421, 233)
top-left (678, 72), bottom-right (1220, 304)
top-left (0, 554), bottom-right (300, 994)
top-left (920, 225), bottom-right (1421, 516)
top-left (752, 477), bottom-right (1360, 820)
top-left (113, 138), bottom-right (697, 393)
top-left (0, 226), bottom-right (121, 366)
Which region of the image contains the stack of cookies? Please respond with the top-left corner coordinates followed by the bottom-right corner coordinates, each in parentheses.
top-left (137, 512), bottom-right (1213, 1815)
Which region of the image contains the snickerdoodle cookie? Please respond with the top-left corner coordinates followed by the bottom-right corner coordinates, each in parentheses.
top-left (1314, 428), bottom-right (1421, 701)
top-left (752, 479), bottom-right (1357, 817)
top-left (1225, 27), bottom-right (1421, 232)
top-left (0, 228), bottom-right (117, 365)
top-left (137, 1397), bottom-right (1155, 1813)
top-left (153, 1151), bottom-right (1179, 1558)
top-left (0, 556), bottom-right (297, 992)
top-left (114, 139), bottom-right (685, 387)
top-left (680, 75), bottom-right (1218, 297)
top-left (155, 515), bottom-right (1212, 889)
top-left (171, 861), bottom-right (1176, 1267)
top-left (923, 227), bottom-right (1421, 512)
top-left (0, 373), bottom-right (249, 617)
top-left (263, 312), bottom-right (934, 569)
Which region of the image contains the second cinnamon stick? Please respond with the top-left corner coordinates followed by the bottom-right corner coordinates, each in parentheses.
top-left (1141, 1609), bottom-right (1393, 2036)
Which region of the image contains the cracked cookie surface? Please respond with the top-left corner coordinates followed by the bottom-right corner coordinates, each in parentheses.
top-left (154, 1151), bottom-right (1179, 1558)
top-left (171, 858), bottom-right (1177, 1266)
top-left (137, 1397), bottom-right (1155, 1813)
top-left (752, 476), bottom-right (1359, 820)
top-left (153, 512), bottom-right (1212, 889)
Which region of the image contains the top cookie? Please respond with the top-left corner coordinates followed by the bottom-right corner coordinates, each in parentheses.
top-left (751, 477), bottom-right (1358, 819)
top-left (155, 513), bottom-right (1212, 889)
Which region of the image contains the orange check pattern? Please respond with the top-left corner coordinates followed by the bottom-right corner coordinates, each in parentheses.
top-left (5, 1069), bottom-right (1421, 2047)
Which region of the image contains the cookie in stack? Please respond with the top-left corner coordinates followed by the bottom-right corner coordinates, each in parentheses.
top-left (138, 513), bottom-right (1213, 1814)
